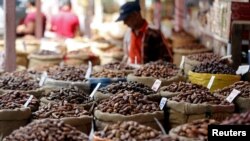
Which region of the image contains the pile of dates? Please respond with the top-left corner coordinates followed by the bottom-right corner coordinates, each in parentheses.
top-left (174, 119), bottom-right (219, 140)
top-left (95, 121), bottom-right (162, 140)
top-left (170, 90), bottom-right (231, 105)
top-left (186, 53), bottom-right (220, 62)
top-left (134, 60), bottom-right (179, 79)
top-left (98, 81), bottom-right (155, 95)
top-left (0, 91), bottom-right (39, 111)
top-left (192, 60), bottom-right (236, 74)
top-left (3, 119), bottom-right (89, 141)
top-left (34, 50), bottom-right (60, 56)
top-left (92, 69), bottom-right (127, 78)
top-left (33, 101), bottom-right (89, 119)
top-left (221, 110), bottom-right (250, 125)
top-left (162, 81), bottom-right (208, 93)
top-left (96, 93), bottom-right (160, 115)
top-left (45, 86), bottom-right (90, 104)
top-left (47, 65), bottom-right (87, 81)
top-left (0, 71), bottom-right (39, 91)
top-left (102, 62), bottom-right (134, 70)
top-left (215, 81), bottom-right (250, 98)
top-left (176, 44), bottom-right (206, 50)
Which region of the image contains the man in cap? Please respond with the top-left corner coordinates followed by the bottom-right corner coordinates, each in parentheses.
top-left (117, 1), bottom-right (172, 64)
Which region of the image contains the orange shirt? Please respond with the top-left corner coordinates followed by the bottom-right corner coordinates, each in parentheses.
top-left (129, 21), bottom-right (148, 64)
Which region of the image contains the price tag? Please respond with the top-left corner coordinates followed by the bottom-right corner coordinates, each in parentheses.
top-left (159, 97), bottom-right (167, 110)
top-left (151, 79), bottom-right (162, 92)
top-left (24, 95), bottom-right (33, 108)
top-left (207, 75), bottom-right (215, 89)
top-left (39, 72), bottom-right (48, 87)
top-left (22, 41), bottom-right (27, 51)
top-left (226, 89), bottom-right (241, 103)
top-left (220, 55), bottom-right (232, 60)
top-left (179, 56), bottom-right (185, 69)
top-left (85, 61), bottom-right (92, 79)
top-left (236, 65), bottom-right (250, 75)
top-left (90, 83), bottom-right (101, 98)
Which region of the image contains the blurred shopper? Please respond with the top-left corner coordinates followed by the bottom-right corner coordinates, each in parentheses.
top-left (50, 0), bottom-right (80, 38)
top-left (16, 0), bottom-right (46, 37)
top-left (116, 1), bottom-right (172, 64)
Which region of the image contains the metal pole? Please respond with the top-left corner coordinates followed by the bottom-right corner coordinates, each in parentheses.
top-left (36, 0), bottom-right (43, 39)
top-left (4, 0), bottom-right (16, 72)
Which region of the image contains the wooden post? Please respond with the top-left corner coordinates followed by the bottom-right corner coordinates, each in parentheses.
top-left (84, 0), bottom-right (94, 38)
top-left (4, 0), bottom-right (16, 72)
top-left (231, 24), bottom-right (243, 69)
top-left (174, 0), bottom-right (185, 31)
top-left (35, 0), bottom-right (43, 39)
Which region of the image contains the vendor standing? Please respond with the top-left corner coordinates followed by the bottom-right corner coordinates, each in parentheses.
top-left (116, 1), bottom-right (172, 64)
top-left (16, 0), bottom-right (46, 37)
top-left (50, 0), bottom-right (80, 38)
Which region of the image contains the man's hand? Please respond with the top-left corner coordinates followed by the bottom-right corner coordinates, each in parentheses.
top-left (16, 25), bottom-right (26, 33)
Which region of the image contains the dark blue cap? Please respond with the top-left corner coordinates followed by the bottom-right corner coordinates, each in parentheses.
top-left (116, 1), bottom-right (141, 22)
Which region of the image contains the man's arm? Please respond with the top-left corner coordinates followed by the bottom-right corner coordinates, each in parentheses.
top-left (16, 22), bottom-right (35, 35)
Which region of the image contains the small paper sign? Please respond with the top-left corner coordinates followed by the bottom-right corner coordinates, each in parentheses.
top-left (159, 97), bottom-right (167, 110)
top-left (152, 79), bottom-right (162, 92)
top-left (236, 65), bottom-right (250, 75)
top-left (179, 56), bottom-right (185, 69)
top-left (90, 83), bottom-right (101, 98)
top-left (24, 95), bottom-right (33, 108)
top-left (220, 55), bottom-right (232, 60)
top-left (226, 89), bottom-right (241, 103)
top-left (39, 72), bottom-right (48, 87)
top-left (85, 61), bottom-right (92, 79)
top-left (207, 75), bottom-right (215, 89)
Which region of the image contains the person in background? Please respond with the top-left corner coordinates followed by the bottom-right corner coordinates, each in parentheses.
top-left (116, 1), bottom-right (173, 64)
top-left (16, 0), bottom-right (46, 37)
top-left (50, 0), bottom-right (80, 38)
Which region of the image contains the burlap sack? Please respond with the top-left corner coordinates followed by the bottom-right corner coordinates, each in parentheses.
top-left (28, 54), bottom-right (63, 69)
top-left (16, 39), bottom-right (40, 54)
top-left (64, 53), bottom-right (90, 65)
top-left (0, 108), bottom-right (31, 138)
top-left (183, 57), bottom-right (201, 75)
top-left (16, 52), bottom-right (29, 67)
top-left (43, 78), bottom-right (90, 94)
top-left (0, 88), bottom-right (45, 99)
top-left (167, 100), bottom-right (235, 128)
top-left (169, 124), bottom-right (203, 141)
top-left (214, 94), bottom-right (250, 113)
top-left (127, 73), bottom-right (185, 88)
top-left (94, 110), bottom-right (164, 131)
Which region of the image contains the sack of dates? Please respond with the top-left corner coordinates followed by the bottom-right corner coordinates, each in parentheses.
top-left (0, 91), bottom-right (39, 138)
top-left (184, 53), bottom-right (221, 75)
top-left (3, 119), bottom-right (89, 141)
top-left (93, 62), bottom-right (136, 74)
top-left (28, 50), bottom-right (64, 69)
top-left (173, 44), bottom-right (212, 67)
top-left (221, 110), bottom-right (250, 125)
top-left (43, 65), bottom-right (90, 93)
top-left (188, 60), bottom-right (240, 92)
top-left (0, 71), bottom-right (44, 98)
top-left (93, 121), bottom-right (163, 141)
top-left (32, 101), bottom-right (92, 134)
top-left (169, 119), bottom-right (219, 141)
top-left (214, 81), bottom-right (250, 113)
top-left (40, 85), bottom-right (93, 109)
top-left (160, 81), bottom-right (208, 98)
top-left (94, 81), bottom-right (158, 102)
top-left (94, 92), bottom-right (163, 131)
top-left (167, 89), bottom-right (235, 128)
top-left (127, 60), bottom-right (185, 87)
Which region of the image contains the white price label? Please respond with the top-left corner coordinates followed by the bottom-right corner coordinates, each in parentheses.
top-left (24, 95), bottom-right (33, 108)
top-left (236, 65), bottom-right (250, 75)
top-left (226, 89), bottom-right (241, 103)
top-left (207, 75), bottom-right (215, 89)
top-left (39, 72), bottom-right (48, 87)
top-left (220, 55), bottom-right (232, 60)
top-left (90, 83), bottom-right (101, 98)
top-left (159, 97), bottom-right (167, 110)
top-left (85, 61), bottom-right (92, 79)
top-left (151, 79), bottom-right (162, 92)
top-left (179, 56), bottom-right (185, 69)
